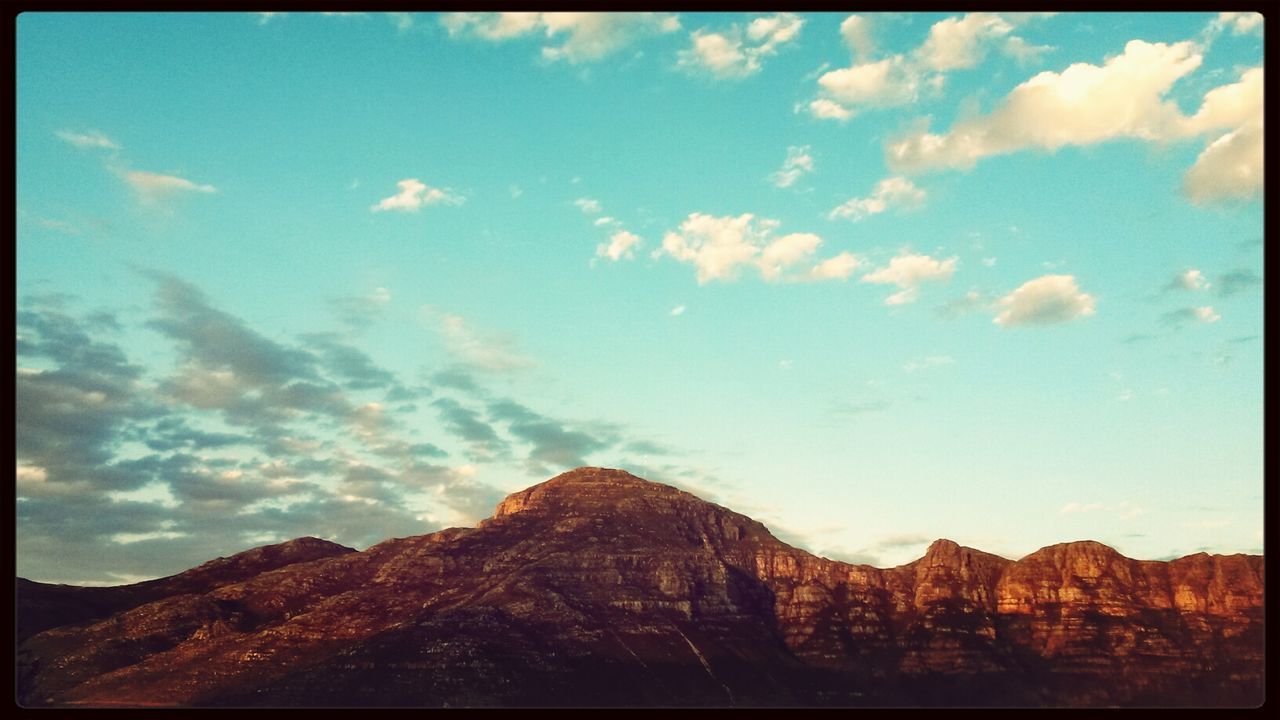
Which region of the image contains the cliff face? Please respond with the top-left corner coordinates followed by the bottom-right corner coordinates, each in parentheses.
top-left (15, 468), bottom-right (1264, 707)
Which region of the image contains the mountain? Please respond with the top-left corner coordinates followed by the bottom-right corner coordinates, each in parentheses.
top-left (15, 467), bottom-right (1264, 707)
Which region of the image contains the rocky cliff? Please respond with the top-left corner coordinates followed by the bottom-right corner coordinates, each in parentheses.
top-left (15, 467), bottom-right (1264, 707)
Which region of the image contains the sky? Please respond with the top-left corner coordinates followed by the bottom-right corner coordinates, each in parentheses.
top-left (15, 11), bottom-right (1264, 584)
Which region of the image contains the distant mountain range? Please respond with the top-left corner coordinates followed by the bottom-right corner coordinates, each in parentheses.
top-left (15, 467), bottom-right (1264, 707)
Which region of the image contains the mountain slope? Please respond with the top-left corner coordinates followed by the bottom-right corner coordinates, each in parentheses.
top-left (15, 468), bottom-right (1264, 707)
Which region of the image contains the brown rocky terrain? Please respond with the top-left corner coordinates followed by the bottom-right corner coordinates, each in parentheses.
top-left (14, 467), bottom-right (1264, 707)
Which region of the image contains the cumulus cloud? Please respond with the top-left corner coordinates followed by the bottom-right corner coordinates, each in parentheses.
top-left (659, 213), bottom-right (854, 284)
top-left (808, 252), bottom-right (860, 281)
top-left (993, 274), bottom-right (1095, 327)
top-left (440, 12), bottom-right (680, 64)
top-left (810, 13), bottom-right (1046, 121)
top-left (371, 178), bottom-right (463, 212)
top-left (887, 40), bottom-right (1204, 172)
top-left (829, 176), bottom-right (926, 221)
top-left (1183, 119), bottom-right (1263, 204)
top-left (861, 252), bottom-right (957, 304)
top-left (55, 129), bottom-right (120, 150)
top-left (883, 37), bottom-right (1263, 206)
top-left (678, 12), bottom-right (803, 78)
top-left (769, 145), bottom-right (814, 188)
top-left (808, 98), bottom-right (853, 121)
top-left (488, 399), bottom-right (612, 476)
top-left (597, 230), bottom-right (642, 261)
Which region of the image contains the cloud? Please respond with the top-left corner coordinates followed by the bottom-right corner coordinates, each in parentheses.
top-left (1166, 269), bottom-right (1210, 292)
top-left (440, 12), bottom-right (680, 64)
top-left (55, 129), bottom-right (120, 150)
top-left (993, 274), bottom-right (1095, 327)
top-left (597, 230), bottom-right (642, 261)
top-left (887, 40), bottom-right (1204, 172)
top-left (301, 333), bottom-right (401, 391)
top-left (882, 37), bottom-right (1263, 206)
top-left (424, 307), bottom-right (534, 372)
top-left (659, 213), bottom-right (853, 284)
top-left (768, 145), bottom-right (814, 188)
top-left (829, 176), bottom-right (926, 221)
top-left (1209, 12), bottom-right (1264, 36)
top-left (488, 399), bottom-right (612, 475)
top-left (574, 197), bottom-right (603, 214)
top-left (807, 252), bottom-right (860, 281)
top-left (1215, 268), bottom-right (1261, 297)
top-left (1060, 500), bottom-right (1145, 520)
top-left (861, 251), bottom-right (957, 304)
top-left (670, 305), bottom-right (686, 316)
top-left (1161, 305), bottom-right (1221, 326)
top-left (1183, 119), bottom-right (1263, 204)
top-left (810, 13), bottom-right (1046, 121)
top-left (371, 178), bottom-right (463, 212)
top-left (678, 12), bottom-right (802, 78)
top-left (807, 98), bottom-right (853, 121)
top-left (329, 287), bottom-right (392, 330)
top-left (123, 170), bottom-right (216, 202)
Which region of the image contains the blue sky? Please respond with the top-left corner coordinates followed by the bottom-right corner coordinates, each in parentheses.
top-left (16, 11), bottom-right (1264, 584)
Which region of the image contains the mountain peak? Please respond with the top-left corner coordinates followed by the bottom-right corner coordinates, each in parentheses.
top-left (489, 466), bottom-right (688, 520)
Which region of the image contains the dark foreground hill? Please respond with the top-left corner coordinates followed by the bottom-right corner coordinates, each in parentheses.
top-left (15, 467), bottom-right (1264, 707)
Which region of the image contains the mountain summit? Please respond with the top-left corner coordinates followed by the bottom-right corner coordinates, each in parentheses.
top-left (16, 468), bottom-right (1263, 707)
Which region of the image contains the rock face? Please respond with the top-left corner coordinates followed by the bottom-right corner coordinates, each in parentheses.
top-left (15, 468), bottom-right (1264, 707)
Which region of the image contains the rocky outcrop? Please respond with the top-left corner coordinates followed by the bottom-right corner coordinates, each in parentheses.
top-left (15, 468), bottom-right (1264, 707)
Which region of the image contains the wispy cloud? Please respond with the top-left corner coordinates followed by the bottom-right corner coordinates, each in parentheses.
top-left (768, 145), bottom-right (814, 188)
top-left (55, 129), bottom-right (120, 150)
top-left (440, 12), bottom-right (680, 64)
top-left (122, 170), bottom-right (216, 203)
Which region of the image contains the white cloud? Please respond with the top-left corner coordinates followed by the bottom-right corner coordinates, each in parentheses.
top-left (441, 12), bottom-right (679, 64)
top-left (55, 129), bottom-right (120, 150)
top-left (917, 12), bottom-right (1015, 72)
top-left (1194, 306), bottom-right (1221, 323)
top-left (123, 170), bottom-right (216, 202)
top-left (678, 13), bottom-right (802, 78)
top-left (1211, 12), bottom-right (1264, 36)
top-left (811, 13), bottom-right (1047, 121)
top-left (808, 98), bottom-right (854, 121)
top-left (574, 197), bottom-right (603, 214)
top-left (371, 178), bottom-right (463, 213)
top-left (670, 304), bottom-right (686, 316)
top-left (597, 230), bottom-right (642, 261)
top-left (883, 39), bottom-right (1263, 206)
top-left (861, 252), bottom-right (957, 304)
top-left (768, 145), bottom-right (814, 188)
top-left (661, 213), bottom-right (773, 283)
top-left (829, 176), bottom-right (926, 221)
top-left (757, 233), bottom-right (822, 281)
top-left (887, 40), bottom-right (1204, 173)
top-left (1183, 119), bottom-right (1264, 204)
top-left (839, 15), bottom-right (875, 61)
top-left (808, 252), bottom-right (860, 281)
top-left (993, 274), bottom-right (1095, 327)
top-left (659, 213), bottom-right (853, 284)
top-left (1169, 269), bottom-right (1210, 291)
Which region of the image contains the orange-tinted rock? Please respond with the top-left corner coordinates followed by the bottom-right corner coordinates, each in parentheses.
top-left (15, 468), bottom-right (1264, 708)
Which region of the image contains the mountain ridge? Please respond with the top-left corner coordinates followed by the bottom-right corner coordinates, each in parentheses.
top-left (16, 467), bottom-right (1264, 707)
